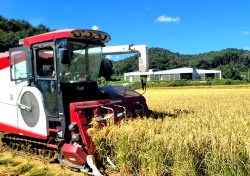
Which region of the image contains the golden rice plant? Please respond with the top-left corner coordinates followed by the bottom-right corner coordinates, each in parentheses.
top-left (88, 87), bottom-right (250, 176)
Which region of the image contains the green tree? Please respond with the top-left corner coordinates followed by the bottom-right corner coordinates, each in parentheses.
top-left (220, 65), bottom-right (242, 80)
top-left (99, 58), bottom-right (113, 80)
top-left (112, 55), bottom-right (138, 75)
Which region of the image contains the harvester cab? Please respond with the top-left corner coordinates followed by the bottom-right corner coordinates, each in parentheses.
top-left (0, 29), bottom-right (150, 175)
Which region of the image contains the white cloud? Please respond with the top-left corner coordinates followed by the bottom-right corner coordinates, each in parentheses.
top-left (92, 25), bottom-right (100, 30)
top-left (239, 30), bottom-right (250, 35)
top-left (155, 15), bottom-right (180, 23)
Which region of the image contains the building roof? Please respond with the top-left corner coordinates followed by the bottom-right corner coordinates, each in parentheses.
top-left (196, 69), bottom-right (221, 73)
top-left (154, 67), bottom-right (194, 74)
top-left (124, 67), bottom-right (221, 76)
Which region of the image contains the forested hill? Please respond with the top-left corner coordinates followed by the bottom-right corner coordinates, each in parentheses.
top-left (0, 16), bottom-right (50, 52)
top-left (113, 47), bottom-right (250, 79)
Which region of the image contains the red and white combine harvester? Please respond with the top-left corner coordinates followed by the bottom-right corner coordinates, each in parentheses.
top-left (0, 29), bottom-right (150, 175)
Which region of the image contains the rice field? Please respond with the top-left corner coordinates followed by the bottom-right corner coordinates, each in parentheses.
top-left (1, 85), bottom-right (250, 175)
top-left (89, 86), bottom-right (250, 176)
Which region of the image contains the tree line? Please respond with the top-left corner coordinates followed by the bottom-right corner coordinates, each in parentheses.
top-left (113, 47), bottom-right (250, 80)
top-left (1, 16), bottom-right (250, 80)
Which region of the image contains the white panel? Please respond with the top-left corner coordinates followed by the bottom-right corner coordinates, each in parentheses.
top-left (0, 67), bottom-right (27, 129)
top-left (0, 104), bottom-right (17, 127)
top-left (103, 45), bottom-right (149, 72)
top-left (17, 87), bottom-right (48, 137)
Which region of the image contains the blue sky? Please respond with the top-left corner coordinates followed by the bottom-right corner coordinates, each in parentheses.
top-left (1, 0), bottom-right (250, 60)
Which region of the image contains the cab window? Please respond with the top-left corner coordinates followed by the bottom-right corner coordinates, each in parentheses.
top-left (9, 46), bottom-right (31, 83)
top-left (36, 46), bottom-right (55, 78)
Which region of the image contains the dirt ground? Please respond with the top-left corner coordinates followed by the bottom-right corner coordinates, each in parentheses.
top-left (0, 133), bottom-right (85, 176)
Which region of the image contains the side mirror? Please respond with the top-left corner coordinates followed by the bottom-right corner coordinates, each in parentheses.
top-left (59, 48), bottom-right (70, 64)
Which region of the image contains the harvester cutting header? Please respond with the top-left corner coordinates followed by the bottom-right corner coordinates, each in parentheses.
top-left (0, 29), bottom-right (150, 175)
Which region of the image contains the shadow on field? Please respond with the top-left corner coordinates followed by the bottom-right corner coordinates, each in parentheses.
top-left (149, 108), bottom-right (194, 119)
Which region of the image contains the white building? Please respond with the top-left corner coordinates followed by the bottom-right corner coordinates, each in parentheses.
top-left (124, 67), bottom-right (221, 82)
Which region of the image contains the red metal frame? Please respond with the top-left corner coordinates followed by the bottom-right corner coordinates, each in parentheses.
top-left (0, 57), bottom-right (9, 70)
top-left (61, 143), bottom-right (88, 165)
top-left (0, 122), bottom-right (47, 139)
top-left (23, 29), bottom-right (110, 46)
top-left (23, 29), bottom-right (75, 46)
top-left (69, 96), bottom-right (149, 155)
top-left (69, 105), bottom-right (95, 155)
